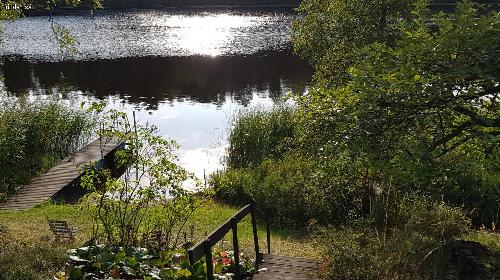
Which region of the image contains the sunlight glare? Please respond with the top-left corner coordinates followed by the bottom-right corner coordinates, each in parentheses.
top-left (149, 13), bottom-right (261, 56)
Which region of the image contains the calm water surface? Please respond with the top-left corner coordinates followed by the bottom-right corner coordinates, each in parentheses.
top-left (0, 9), bottom-right (312, 180)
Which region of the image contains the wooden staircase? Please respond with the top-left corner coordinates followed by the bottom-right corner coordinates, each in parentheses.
top-left (187, 204), bottom-right (320, 280)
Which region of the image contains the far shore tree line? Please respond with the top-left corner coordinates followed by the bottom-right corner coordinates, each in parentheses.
top-left (2, 0), bottom-right (499, 11)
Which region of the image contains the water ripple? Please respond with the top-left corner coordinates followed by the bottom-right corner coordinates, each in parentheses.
top-left (0, 9), bottom-right (294, 61)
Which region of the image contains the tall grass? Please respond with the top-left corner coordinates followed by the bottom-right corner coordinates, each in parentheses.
top-left (0, 101), bottom-right (94, 201)
top-left (227, 106), bottom-right (296, 169)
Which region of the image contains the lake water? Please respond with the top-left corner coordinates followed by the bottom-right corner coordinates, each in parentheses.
top-left (0, 9), bottom-right (312, 181)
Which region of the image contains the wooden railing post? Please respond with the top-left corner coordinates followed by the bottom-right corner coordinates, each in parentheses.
top-left (250, 203), bottom-right (260, 269)
top-left (231, 217), bottom-right (241, 280)
top-left (266, 219), bottom-right (271, 254)
top-left (204, 239), bottom-right (214, 280)
top-left (188, 204), bottom-right (264, 278)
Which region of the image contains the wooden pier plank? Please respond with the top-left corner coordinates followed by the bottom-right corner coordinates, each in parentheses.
top-left (252, 254), bottom-right (320, 280)
top-left (0, 138), bottom-right (124, 211)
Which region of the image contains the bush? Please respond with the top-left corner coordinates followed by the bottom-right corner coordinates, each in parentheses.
top-left (213, 152), bottom-right (364, 227)
top-left (212, 155), bottom-right (317, 227)
top-left (80, 107), bottom-right (201, 248)
top-left (319, 200), bottom-right (472, 280)
top-left (210, 169), bottom-right (255, 206)
top-left (0, 101), bottom-right (94, 201)
top-left (405, 200), bottom-right (471, 241)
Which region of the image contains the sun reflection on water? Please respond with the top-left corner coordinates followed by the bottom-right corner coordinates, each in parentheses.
top-left (1, 10), bottom-right (292, 59)
top-left (140, 13), bottom-right (263, 56)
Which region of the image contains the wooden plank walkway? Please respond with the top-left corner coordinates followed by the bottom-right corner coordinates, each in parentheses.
top-left (253, 254), bottom-right (320, 280)
top-left (0, 137), bottom-right (124, 211)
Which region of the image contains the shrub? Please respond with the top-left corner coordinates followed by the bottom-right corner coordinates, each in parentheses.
top-left (213, 152), bottom-right (363, 227)
top-left (210, 169), bottom-right (255, 206)
top-left (0, 101), bottom-right (94, 201)
top-left (405, 200), bottom-right (471, 241)
top-left (319, 199), bottom-right (473, 280)
top-left (81, 106), bottom-right (201, 248)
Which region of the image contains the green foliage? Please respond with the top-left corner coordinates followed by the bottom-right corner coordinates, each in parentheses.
top-left (51, 21), bottom-right (79, 55)
top-left (58, 244), bottom-right (204, 280)
top-left (57, 244), bottom-right (256, 280)
top-left (215, 1), bottom-right (499, 231)
top-left (227, 106), bottom-right (296, 169)
top-left (81, 106), bottom-right (201, 248)
top-left (404, 200), bottom-right (471, 241)
top-left (0, 101), bottom-right (94, 201)
top-left (292, 0), bottom-right (420, 86)
top-left (0, 201), bottom-right (319, 280)
top-left (319, 200), bottom-right (472, 280)
top-left (211, 169), bottom-right (255, 206)
top-left (213, 150), bottom-right (364, 227)
top-left (295, 0), bottom-right (500, 225)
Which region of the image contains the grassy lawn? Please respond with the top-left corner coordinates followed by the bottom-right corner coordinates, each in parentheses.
top-left (0, 200), bottom-right (320, 279)
top-left (187, 201), bottom-right (320, 258)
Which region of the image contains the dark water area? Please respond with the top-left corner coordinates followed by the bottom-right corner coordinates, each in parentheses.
top-left (2, 51), bottom-right (311, 109)
top-left (0, 9), bottom-right (312, 179)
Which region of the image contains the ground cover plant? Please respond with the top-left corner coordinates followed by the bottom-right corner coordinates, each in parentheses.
top-left (57, 245), bottom-right (254, 280)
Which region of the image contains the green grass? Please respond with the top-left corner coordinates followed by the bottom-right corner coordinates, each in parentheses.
top-left (1, 201), bottom-right (498, 280)
top-left (0, 200), bottom-right (319, 279)
top-left (187, 200), bottom-right (320, 258)
top-left (465, 230), bottom-right (500, 251)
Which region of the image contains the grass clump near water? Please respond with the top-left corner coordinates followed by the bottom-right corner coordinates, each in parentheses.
top-left (227, 105), bottom-right (296, 169)
top-left (0, 101), bottom-right (94, 202)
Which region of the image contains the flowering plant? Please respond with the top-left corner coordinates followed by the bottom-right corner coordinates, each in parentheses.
top-left (212, 250), bottom-right (254, 279)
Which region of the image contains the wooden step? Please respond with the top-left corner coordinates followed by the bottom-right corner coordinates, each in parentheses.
top-left (253, 254), bottom-right (320, 280)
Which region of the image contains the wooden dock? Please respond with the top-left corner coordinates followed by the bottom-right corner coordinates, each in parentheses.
top-left (0, 137), bottom-right (124, 211)
top-left (253, 254), bottom-right (320, 280)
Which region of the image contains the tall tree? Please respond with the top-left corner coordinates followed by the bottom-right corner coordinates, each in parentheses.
top-left (292, 0), bottom-right (418, 87)
top-left (295, 1), bottom-right (499, 224)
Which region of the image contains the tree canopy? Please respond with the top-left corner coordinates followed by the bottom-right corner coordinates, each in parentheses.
top-left (292, 0), bottom-right (419, 87)
top-left (293, 0), bottom-right (499, 225)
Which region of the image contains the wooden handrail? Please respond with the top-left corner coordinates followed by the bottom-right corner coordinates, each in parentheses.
top-left (187, 203), bottom-right (270, 280)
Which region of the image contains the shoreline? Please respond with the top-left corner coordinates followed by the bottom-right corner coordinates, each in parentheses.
top-left (22, 4), bottom-right (299, 16)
